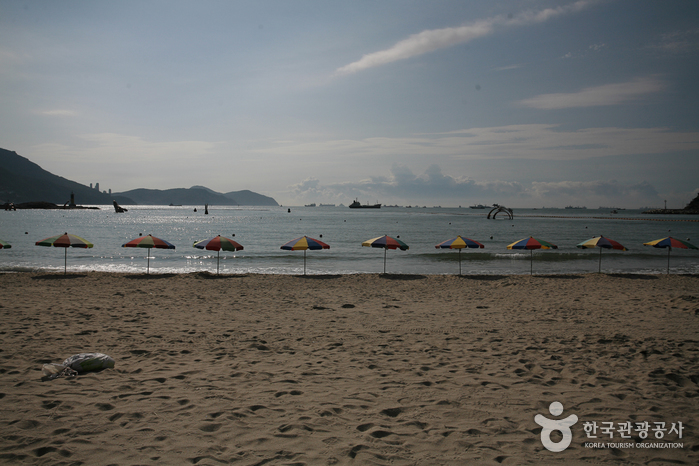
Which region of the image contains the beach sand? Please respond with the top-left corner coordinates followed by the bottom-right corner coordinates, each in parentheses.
top-left (0, 272), bottom-right (697, 465)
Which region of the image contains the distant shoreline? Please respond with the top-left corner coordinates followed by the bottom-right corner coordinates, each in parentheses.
top-left (2, 201), bottom-right (99, 210)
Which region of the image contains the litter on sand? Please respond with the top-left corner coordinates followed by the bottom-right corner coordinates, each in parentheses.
top-left (42, 353), bottom-right (115, 380)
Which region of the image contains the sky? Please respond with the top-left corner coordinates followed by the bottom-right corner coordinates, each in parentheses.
top-left (1, 0), bottom-right (698, 208)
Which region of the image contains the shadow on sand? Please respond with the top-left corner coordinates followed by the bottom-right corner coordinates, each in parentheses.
top-left (603, 273), bottom-right (660, 280)
top-left (191, 272), bottom-right (250, 279)
top-left (32, 273), bottom-right (88, 280)
top-left (295, 274), bottom-right (343, 280)
top-left (123, 273), bottom-right (179, 280)
top-left (379, 274), bottom-right (427, 281)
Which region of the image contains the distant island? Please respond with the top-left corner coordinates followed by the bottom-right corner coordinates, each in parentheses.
top-left (643, 193), bottom-right (699, 215)
top-left (0, 148), bottom-right (278, 207)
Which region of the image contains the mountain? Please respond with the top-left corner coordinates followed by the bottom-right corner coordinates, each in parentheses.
top-left (115, 187), bottom-right (234, 206)
top-left (191, 186), bottom-right (278, 206)
top-left (685, 193), bottom-right (699, 211)
top-left (0, 148), bottom-right (133, 205)
top-left (0, 148), bottom-right (279, 206)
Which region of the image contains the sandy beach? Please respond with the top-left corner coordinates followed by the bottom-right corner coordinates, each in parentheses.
top-left (0, 272), bottom-right (697, 465)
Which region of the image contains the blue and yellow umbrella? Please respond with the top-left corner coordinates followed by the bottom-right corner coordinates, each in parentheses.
top-left (576, 235), bottom-right (627, 273)
top-left (507, 237), bottom-right (557, 275)
top-left (435, 236), bottom-right (484, 275)
top-left (281, 236), bottom-right (329, 275)
top-left (643, 237), bottom-right (697, 274)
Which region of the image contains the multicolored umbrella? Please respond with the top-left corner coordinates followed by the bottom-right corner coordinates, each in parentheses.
top-left (193, 235), bottom-right (244, 274)
top-left (507, 236), bottom-right (558, 275)
top-left (435, 236), bottom-right (484, 275)
top-left (35, 232), bottom-right (93, 274)
top-left (643, 237), bottom-right (698, 274)
top-left (362, 235), bottom-right (409, 274)
top-left (576, 235), bottom-right (628, 273)
top-left (0, 239), bottom-right (10, 249)
top-left (280, 236), bottom-right (329, 275)
top-left (122, 234), bottom-right (176, 274)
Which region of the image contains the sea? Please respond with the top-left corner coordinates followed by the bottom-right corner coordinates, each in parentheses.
top-left (1, 205), bottom-right (698, 275)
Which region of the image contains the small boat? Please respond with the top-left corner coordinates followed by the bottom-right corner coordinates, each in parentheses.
top-left (565, 205), bottom-right (586, 209)
top-left (349, 199), bottom-right (381, 209)
top-left (305, 203), bottom-right (316, 207)
top-left (319, 203), bottom-right (335, 207)
top-left (469, 204), bottom-right (488, 209)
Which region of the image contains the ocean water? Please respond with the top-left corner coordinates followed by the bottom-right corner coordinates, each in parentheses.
top-left (1, 205), bottom-right (698, 275)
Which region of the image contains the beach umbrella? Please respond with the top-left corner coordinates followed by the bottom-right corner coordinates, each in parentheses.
top-left (280, 236), bottom-right (329, 275)
top-left (435, 236), bottom-right (484, 275)
top-left (576, 235), bottom-right (628, 273)
top-left (193, 235), bottom-right (244, 275)
top-left (35, 232), bottom-right (93, 274)
top-left (122, 234), bottom-right (176, 274)
top-left (0, 239), bottom-right (10, 249)
top-left (507, 236), bottom-right (557, 275)
top-left (643, 237), bottom-right (697, 274)
top-left (362, 235), bottom-right (409, 274)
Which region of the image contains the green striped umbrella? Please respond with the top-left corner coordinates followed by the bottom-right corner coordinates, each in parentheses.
top-left (507, 236), bottom-right (557, 275)
top-left (35, 232), bottom-right (93, 274)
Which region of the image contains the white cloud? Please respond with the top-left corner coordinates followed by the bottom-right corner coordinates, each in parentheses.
top-left (336, 0), bottom-right (597, 75)
top-left (256, 123), bottom-right (699, 162)
top-left (289, 164), bottom-right (664, 208)
top-left (517, 77), bottom-right (664, 109)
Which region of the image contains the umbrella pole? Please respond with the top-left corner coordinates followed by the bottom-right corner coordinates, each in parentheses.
top-left (667, 248), bottom-right (671, 274)
top-left (530, 249), bottom-right (533, 275)
top-left (599, 248), bottom-right (602, 274)
top-left (304, 250), bottom-right (307, 275)
top-left (458, 249), bottom-right (462, 276)
top-left (217, 250), bottom-right (220, 275)
top-left (147, 249), bottom-right (150, 274)
top-left (64, 248), bottom-right (67, 275)
top-left (383, 248), bottom-right (387, 274)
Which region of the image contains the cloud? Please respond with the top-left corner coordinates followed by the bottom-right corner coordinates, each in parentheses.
top-left (335, 0), bottom-right (596, 75)
top-left (517, 77), bottom-right (664, 109)
top-left (648, 28), bottom-right (699, 55)
top-left (290, 165), bottom-right (665, 208)
top-left (531, 180), bottom-right (658, 199)
top-left (256, 123), bottom-right (699, 162)
top-left (292, 164), bottom-right (526, 202)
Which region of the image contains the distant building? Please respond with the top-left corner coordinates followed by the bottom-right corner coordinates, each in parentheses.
top-left (95, 182), bottom-right (100, 192)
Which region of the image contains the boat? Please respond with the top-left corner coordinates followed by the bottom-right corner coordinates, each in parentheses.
top-left (319, 203), bottom-right (335, 207)
top-left (349, 199), bottom-right (381, 209)
top-left (469, 204), bottom-right (488, 209)
top-left (565, 205), bottom-right (586, 209)
top-left (304, 203), bottom-right (316, 207)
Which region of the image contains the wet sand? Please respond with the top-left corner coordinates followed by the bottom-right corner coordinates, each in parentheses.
top-left (0, 272), bottom-right (697, 465)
